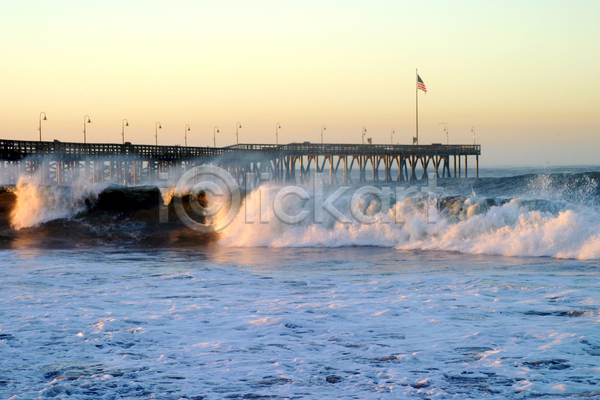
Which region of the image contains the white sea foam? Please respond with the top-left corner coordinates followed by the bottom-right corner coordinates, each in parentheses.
top-left (2, 249), bottom-right (599, 399)
top-left (5, 168), bottom-right (600, 259)
top-left (219, 183), bottom-right (600, 260)
top-left (9, 175), bottom-right (109, 230)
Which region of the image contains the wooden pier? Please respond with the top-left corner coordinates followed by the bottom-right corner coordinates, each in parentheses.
top-left (0, 139), bottom-right (480, 186)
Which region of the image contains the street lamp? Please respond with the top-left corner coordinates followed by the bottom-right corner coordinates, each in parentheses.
top-left (185, 124), bottom-right (190, 147)
top-left (213, 126), bottom-right (219, 148)
top-left (122, 119), bottom-right (129, 144)
top-left (236, 122), bottom-right (242, 144)
top-left (391, 129), bottom-right (395, 144)
top-left (439, 122), bottom-right (448, 145)
top-left (275, 123), bottom-right (281, 145)
top-left (321, 124), bottom-right (326, 144)
top-left (362, 126), bottom-right (367, 144)
top-left (472, 127), bottom-right (476, 145)
top-left (83, 115), bottom-right (91, 144)
top-left (39, 112), bottom-right (47, 141)
top-left (155, 122), bottom-right (161, 146)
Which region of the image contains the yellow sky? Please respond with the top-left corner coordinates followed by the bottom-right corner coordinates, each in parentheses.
top-left (1, 0), bottom-right (599, 165)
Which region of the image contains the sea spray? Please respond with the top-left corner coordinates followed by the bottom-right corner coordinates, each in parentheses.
top-left (218, 182), bottom-right (600, 260)
top-left (3, 169), bottom-right (600, 259)
top-left (401, 200), bottom-right (600, 259)
top-left (525, 172), bottom-right (600, 205)
top-left (219, 183), bottom-right (432, 248)
top-left (9, 176), bottom-right (109, 230)
top-left (159, 187), bottom-right (174, 206)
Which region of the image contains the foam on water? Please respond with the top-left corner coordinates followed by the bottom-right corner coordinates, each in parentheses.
top-left (1, 249), bottom-right (599, 399)
top-left (2, 167), bottom-right (600, 398)
top-left (219, 175), bottom-right (600, 260)
top-left (3, 168), bottom-right (600, 259)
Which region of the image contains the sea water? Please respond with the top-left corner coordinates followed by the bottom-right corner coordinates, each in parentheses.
top-left (1, 167), bottom-right (600, 399)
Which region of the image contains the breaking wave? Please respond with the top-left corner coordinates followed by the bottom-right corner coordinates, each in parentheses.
top-left (0, 176), bottom-right (213, 248)
top-left (1, 170), bottom-right (600, 259)
top-left (220, 172), bottom-right (600, 260)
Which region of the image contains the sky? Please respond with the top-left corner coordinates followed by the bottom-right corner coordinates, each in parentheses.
top-left (1, 0), bottom-right (599, 165)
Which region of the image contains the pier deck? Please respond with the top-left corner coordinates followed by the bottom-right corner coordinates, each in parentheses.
top-left (0, 139), bottom-right (480, 186)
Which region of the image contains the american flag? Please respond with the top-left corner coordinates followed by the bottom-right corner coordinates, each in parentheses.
top-left (417, 74), bottom-right (427, 94)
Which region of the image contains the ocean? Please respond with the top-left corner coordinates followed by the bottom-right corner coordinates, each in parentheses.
top-left (1, 166), bottom-right (600, 399)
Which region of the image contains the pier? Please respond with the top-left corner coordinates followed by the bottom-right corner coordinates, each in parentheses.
top-left (0, 139), bottom-right (480, 186)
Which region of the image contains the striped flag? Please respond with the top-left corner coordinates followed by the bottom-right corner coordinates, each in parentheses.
top-left (417, 74), bottom-right (427, 94)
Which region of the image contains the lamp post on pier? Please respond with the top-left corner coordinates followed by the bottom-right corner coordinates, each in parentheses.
top-left (275, 123), bottom-right (281, 145)
top-left (83, 115), bottom-right (91, 144)
top-left (39, 112), bottom-right (47, 141)
top-left (236, 122), bottom-right (242, 144)
top-left (472, 127), bottom-right (476, 144)
top-left (321, 124), bottom-right (326, 144)
top-left (184, 124), bottom-right (190, 147)
top-left (155, 122), bottom-right (161, 146)
top-left (213, 126), bottom-right (219, 148)
top-left (391, 129), bottom-right (395, 144)
top-left (122, 119), bottom-right (129, 144)
top-left (439, 122), bottom-right (448, 145)
top-left (362, 126), bottom-right (367, 144)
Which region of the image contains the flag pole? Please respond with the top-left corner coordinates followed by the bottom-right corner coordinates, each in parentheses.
top-left (415, 68), bottom-right (418, 145)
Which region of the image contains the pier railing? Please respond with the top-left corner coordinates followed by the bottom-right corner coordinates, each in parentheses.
top-left (0, 139), bottom-right (480, 161)
top-left (277, 143), bottom-right (480, 156)
top-left (0, 138), bottom-right (480, 185)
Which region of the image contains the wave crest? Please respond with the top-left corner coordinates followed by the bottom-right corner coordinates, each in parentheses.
top-left (219, 185), bottom-right (600, 260)
top-left (9, 176), bottom-right (109, 230)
